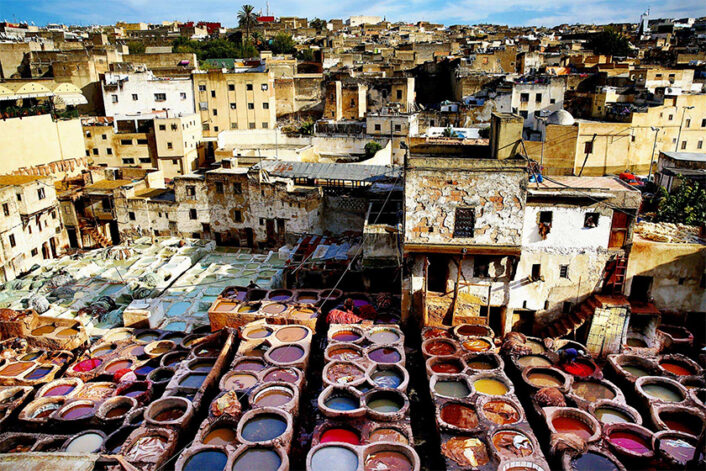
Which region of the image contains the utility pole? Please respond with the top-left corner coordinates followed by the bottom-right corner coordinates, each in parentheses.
top-left (674, 105), bottom-right (694, 152)
top-left (648, 126), bottom-right (659, 182)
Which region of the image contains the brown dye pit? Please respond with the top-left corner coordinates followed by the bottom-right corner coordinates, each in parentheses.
top-left (440, 403), bottom-right (479, 429)
top-left (224, 373), bottom-right (258, 390)
top-left (0, 362), bottom-right (33, 376)
top-left (32, 325), bottom-right (55, 335)
top-left (527, 372), bottom-right (563, 388)
top-left (154, 407), bottom-right (185, 422)
top-left (254, 387), bottom-right (293, 407)
top-left (124, 435), bottom-right (168, 462)
top-left (369, 428), bottom-right (408, 444)
top-left (573, 381), bottom-right (615, 402)
top-left (77, 384), bottom-right (115, 401)
top-left (275, 326), bottom-right (308, 342)
top-left (442, 437), bottom-right (490, 467)
top-left (462, 339), bottom-right (491, 352)
top-left (234, 361), bottom-right (266, 372)
top-left (431, 360), bottom-right (463, 374)
top-left (425, 340), bottom-right (455, 356)
top-left (262, 303), bottom-right (287, 315)
top-left (517, 355), bottom-right (552, 368)
top-left (482, 401), bottom-right (521, 425)
top-left (105, 359), bottom-right (132, 373)
top-left (203, 427), bottom-right (237, 446)
top-left (31, 403), bottom-right (61, 419)
top-left (467, 359), bottom-right (496, 370)
top-left (329, 348), bottom-right (362, 361)
top-left (263, 368), bottom-right (299, 383)
top-left (493, 431), bottom-right (533, 457)
top-left (423, 328), bottom-right (450, 339)
top-left (106, 405), bottom-right (130, 418)
top-left (364, 451), bottom-right (413, 471)
top-left (327, 363), bottom-right (365, 384)
top-left (57, 328), bottom-right (79, 337)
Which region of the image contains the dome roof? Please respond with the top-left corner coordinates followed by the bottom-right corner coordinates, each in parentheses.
top-left (547, 109), bottom-right (575, 126)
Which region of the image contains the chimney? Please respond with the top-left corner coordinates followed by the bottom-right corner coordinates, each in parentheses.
top-left (490, 112), bottom-right (524, 160)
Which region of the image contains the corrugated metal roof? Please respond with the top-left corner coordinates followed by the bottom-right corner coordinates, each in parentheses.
top-left (661, 151), bottom-right (706, 163)
top-left (255, 161), bottom-right (401, 182)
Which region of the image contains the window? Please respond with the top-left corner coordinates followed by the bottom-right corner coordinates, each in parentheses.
top-left (171, 124), bottom-right (177, 131)
top-left (102, 134), bottom-right (107, 140)
top-left (531, 263), bottom-right (541, 280)
top-left (559, 265), bottom-right (569, 279)
top-left (172, 159), bottom-right (178, 165)
top-left (186, 185), bottom-right (195, 197)
top-left (37, 188), bottom-right (45, 200)
top-left (246, 83), bottom-right (253, 91)
top-left (212, 109), bottom-right (218, 116)
top-left (31, 248), bottom-right (38, 257)
top-left (375, 124), bottom-right (381, 131)
top-left (394, 124), bottom-right (401, 132)
top-left (132, 93), bottom-right (138, 101)
top-left (122, 158), bottom-right (135, 164)
top-left (249, 123), bottom-right (256, 129)
top-left (698, 140), bottom-right (703, 150)
top-left (234, 210), bottom-right (242, 222)
top-left (519, 110), bottom-right (528, 118)
top-left (199, 101), bottom-right (208, 111)
top-left (550, 98), bottom-right (556, 104)
top-left (702, 118), bottom-right (706, 127)
top-left (180, 92), bottom-right (187, 100)
top-left (350, 99), bottom-right (355, 106)
top-left (211, 90), bottom-right (216, 98)
top-left (583, 141), bottom-right (593, 154)
top-left (562, 301), bottom-right (572, 313)
top-left (453, 208), bottom-right (475, 238)
top-left (520, 93), bottom-right (529, 103)
top-left (396, 89), bottom-right (402, 99)
top-left (535, 93), bottom-right (542, 102)
top-left (167, 142), bottom-right (173, 149)
top-left (137, 139), bottom-right (148, 145)
top-left (262, 122), bottom-right (268, 129)
top-left (474, 256), bottom-right (490, 277)
top-left (233, 182), bottom-right (242, 194)
top-left (16, 193), bottom-right (21, 202)
top-left (139, 157), bottom-right (151, 163)
top-left (128, 211), bottom-right (136, 221)
top-left (189, 209), bottom-right (197, 220)
top-left (2, 204), bottom-right (8, 216)
top-left (198, 84), bottom-right (206, 91)
top-left (9, 234), bottom-right (16, 248)
top-left (120, 139), bottom-right (132, 145)
top-left (86, 131), bottom-right (92, 138)
top-left (111, 95), bottom-right (118, 103)
top-left (584, 212), bottom-right (599, 228)
top-left (263, 102), bottom-right (269, 109)
top-left (106, 148), bottom-right (113, 155)
top-left (668, 115), bottom-right (673, 121)
top-left (214, 126), bottom-right (219, 132)
top-left (681, 141), bottom-right (687, 150)
top-left (159, 124), bottom-right (166, 131)
top-left (202, 123), bottom-right (210, 131)
top-left (92, 148), bottom-right (99, 155)
top-left (228, 84), bottom-right (235, 91)
top-left (215, 182), bottom-right (224, 194)
top-left (685, 118), bottom-right (691, 128)
top-left (261, 83), bottom-right (268, 91)
top-left (231, 122), bottom-right (238, 129)
top-left (248, 103), bottom-right (254, 110)
top-left (230, 103), bottom-right (237, 109)
top-left (86, 150), bottom-right (90, 156)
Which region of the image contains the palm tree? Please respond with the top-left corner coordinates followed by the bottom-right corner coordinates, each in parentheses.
top-left (238, 4), bottom-right (257, 45)
top-left (442, 126), bottom-right (458, 138)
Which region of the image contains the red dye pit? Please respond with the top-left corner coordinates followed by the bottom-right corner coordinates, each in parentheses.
top-left (609, 431), bottom-right (650, 454)
top-left (660, 362), bottom-right (693, 376)
top-left (320, 428), bottom-right (360, 445)
top-left (552, 416), bottom-right (593, 441)
top-left (561, 360), bottom-right (594, 377)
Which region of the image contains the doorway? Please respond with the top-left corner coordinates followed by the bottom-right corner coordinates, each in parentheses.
top-left (629, 276), bottom-right (653, 301)
top-left (426, 255), bottom-right (449, 294)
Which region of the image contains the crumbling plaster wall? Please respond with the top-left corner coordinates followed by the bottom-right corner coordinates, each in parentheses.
top-left (405, 168), bottom-right (526, 247)
top-left (522, 205), bottom-right (612, 248)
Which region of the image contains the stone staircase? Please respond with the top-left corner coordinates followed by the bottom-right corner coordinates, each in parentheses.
top-left (539, 295), bottom-right (602, 339)
top-left (84, 226), bottom-right (112, 248)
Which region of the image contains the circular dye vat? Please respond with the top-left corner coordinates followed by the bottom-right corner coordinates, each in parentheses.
top-left (42, 384), bottom-right (75, 397)
top-left (425, 340), bottom-right (456, 356)
top-left (320, 428), bottom-right (360, 445)
top-left (482, 401), bottom-right (521, 425)
top-left (440, 403), bottom-right (478, 429)
top-left (179, 373), bottom-right (207, 389)
top-left (60, 403), bottom-right (94, 420)
top-left (467, 358), bottom-right (496, 370)
top-left (660, 412), bottom-right (701, 435)
top-left (189, 361), bottom-right (215, 372)
top-left (462, 339), bottom-right (491, 352)
top-left (21, 352), bottom-right (42, 361)
top-left (57, 328), bottom-right (79, 338)
top-left (26, 367), bottom-right (52, 380)
top-left (123, 435), bottom-right (168, 462)
top-left (552, 416), bottom-right (594, 441)
top-left (105, 405), bottom-right (130, 418)
top-left (263, 368), bottom-right (299, 384)
top-left (526, 339), bottom-right (546, 354)
top-left (224, 373), bottom-right (258, 390)
top-left (474, 378), bottom-right (508, 395)
top-left (203, 427), bottom-right (237, 446)
top-left (183, 450), bottom-right (228, 471)
top-left (327, 363), bottom-right (365, 384)
top-left (233, 448), bottom-right (282, 471)
top-left (573, 381), bottom-right (615, 402)
top-left (275, 326), bottom-right (308, 342)
top-left (365, 451), bottom-right (413, 471)
top-left (332, 331), bottom-right (361, 342)
top-left (244, 328), bottom-right (271, 339)
top-left (368, 347), bottom-right (401, 363)
top-left (328, 347), bottom-right (362, 361)
top-left (562, 360), bottom-right (595, 377)
top-left (571, 452), bottom-right (620, 471)
top-left (137, 332), bottom-right (159, 342)
top-left (658, 326), bottom-right (689, 339)
top-left (527, 371), bottom-right (563, 388)
top-left (268, 345), bottom-right (305, 363)
top-left (153, 407), bottom-right (185, 422)
top-left (105, 359), bottom-right (132, 374)
top-left (434, 380), bottom-right (470, 398)
top-left (423, 328), bottom-right (450, 340)
top-left (254, 387), bottom-right (294, 407)
top-left (311, 446), bottom-right (358, 471)
top-left (31, 402), bottom-right (61, 419)
top-left (268, 291), bottom-right (292, 302)
top-left (162, 352), bottom-right (187, 367)
top-left (238, 305), bottom-right (259, 314)
top-left (297, 293), bottom-right (318, 304)
top-left (643, 384), bottom-right (683, 402)
top-left (595, 407), bottom-right (633, 424)
top-left (135, 364), bottom-right (156, 376)
top-left (492, 430), bottom-right (533, 457)
top-left (517, 355), bottom-right (552, 368)
top-left (129, 345), bottom-right (146, 357)
top-left (65, 432), bottom-right (103, 453)
top-left (367, 393), bottom-right (402, 413)
top-left (234, 360), bottom-right (266, 372)
top-left (441, 437), bottom-right (490, 468)
top-left (659, 438), bottom-right (698, 464)
top-left (32, 325), bottom-right (55, 336)
top-left (660, 361), bottom-right (694, 376)
top-left (241, 414), bottom-right (287, 442)
top-left (608, 431), bottom-right (650, 454)
top-left (0, 362), bottom-right (33, 376)
top-left (431, 360), bottom-right (462, 374)
top-left (325, 395), bottom-right (359, 411)
top-left (369, 329), bottom-right (400, 344)
top-left (371, 370), bottom-right (403, 389)
top-left (195, 345), bottom-right (220, 357)
top-left (370, 428), bottom-right (408, 444)
top-left (262, 303), bottom-right (287, 315)
top-left (622, 365), bottom-right (650, 377)
top-left (627, 338), bottom-right (647, 347)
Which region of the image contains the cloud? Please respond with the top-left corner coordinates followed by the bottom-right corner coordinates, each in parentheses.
top-left (4, 0), bottom-right (706, 27)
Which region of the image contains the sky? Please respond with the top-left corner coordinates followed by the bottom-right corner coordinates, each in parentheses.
top-left (1, 0), bottom-right (705, 28)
